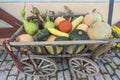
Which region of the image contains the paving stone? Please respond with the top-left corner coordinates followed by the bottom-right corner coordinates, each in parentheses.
top-left (17, 72), bottom-right (26, 80)
top-left (0, 51), bottom-right (7, 61)
top-left (76, 72), bottom-right (81, 79)
top-left (104, 74), bottom-right (112, 80)
top-left (101, 59), bottom-right (108, 64)
top-left (88, 76), bottom-right (95, 80)
top-left (57, 63), bottom-right (63, 71)
top-left (5, 54), bottom-right (12, 61)
top-left (109, 62), bottom-right (117, 69)
top-left (45, 76), bottom-right (49, 80)
top-left (62, 59), bottom-right (68, 69)
top-left (94, 73), bottom-right (104, 80)
top-left (0, 50), bottom-right (4, 57)
top-left (115, 70), bottom-right (120, 78)
top-left (0, 61), bottom-right (13, 70)
top-left (105, 64), bottom-right (114, 75)
top-left (57, 71), bottom-right (64, 80)
top-left (0, 70), bottom-right (9, 80)
top-left (97, 62), bottom-right (107, 73)
top-left (116, 53), bottom-right (120, 57)
top-left (64, 70), bottom-right (71, 80)
top-left (50, 77), bottom-right (56, 80)
top-left (33, 76), bottom-right (40, 80)
top-left (9, 66), bottom-right (19, 75)
top-left (113, 57), bottom-right (120, 65)
top-left (112, 75), bottom-right (119, 80)
top-left (70, 67), bottom-right (77, 80)
top-left (26, 75), bottom-right (33, 80)
top-left (7, 76), bottom-right (17, 80)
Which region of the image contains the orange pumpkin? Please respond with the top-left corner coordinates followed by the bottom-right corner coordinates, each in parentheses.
top-left (58, 20), bottom-right (72, 33)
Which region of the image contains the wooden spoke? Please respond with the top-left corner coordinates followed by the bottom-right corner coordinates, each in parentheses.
top-left (80, 60), bottom-right (83, 65)
top-left (42, 68), bottom-right (55, 71)
top-left (41, 64), bottom-right (53, 69)
top-left (24, 66), bottom-right (33, 70)
top-left (37, 60), bottom-right (44, 69)
top-left (73, 59), bottom-right (80, 65)
top-left (86, 66), bottom-right (96, 73)
top-left (22, 62), bottom-right (33, 67)
top-left (84, 63), bottom-right (90, 67)
top-left (30, 59), bottom-right (37, 69)
top-left (86, 69), bottom-right (91, 74)
top-left (24, 69), bottom-right (33, 73)
top-left (70, 61), bottom-right (80, 67)
top-left (39, 71), bottom-right (43, 75)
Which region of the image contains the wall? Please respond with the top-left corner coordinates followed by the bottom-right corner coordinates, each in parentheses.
top-left (0, 2), bottom-right (120, 25)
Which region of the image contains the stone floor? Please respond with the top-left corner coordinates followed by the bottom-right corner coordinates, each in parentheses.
top-left (0, 45), bottom-right (120, 80)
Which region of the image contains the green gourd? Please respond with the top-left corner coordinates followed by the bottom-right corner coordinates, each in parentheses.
top-left (21, 8), bottom-right (39, 35)
top-left (44, 15), bottom-right (55, 29)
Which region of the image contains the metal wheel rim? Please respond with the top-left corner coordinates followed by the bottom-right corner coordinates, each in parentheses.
top-left (21, 55), bottom-right (57, 77)
top-left (69, 57), bottom-right (99, 76)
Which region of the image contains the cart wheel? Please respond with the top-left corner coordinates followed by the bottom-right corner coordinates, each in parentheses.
top-left (69, 57), bottom-right (99, 76)
top-left (20, 55), bottom-right (57, 77)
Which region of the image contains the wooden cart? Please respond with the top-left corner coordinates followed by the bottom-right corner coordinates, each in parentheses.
top-left (2, 0), bottom-right (120, 77)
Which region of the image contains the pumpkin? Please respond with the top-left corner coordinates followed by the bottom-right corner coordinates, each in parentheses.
top-left (67, 45), bottom-right (85, 54)
top-left (76, 23), bottom-right (89, 32)
top-left (69, 29), bottom-right (89, 40)
top-left (54, 17), bottom-right (65, 26)
top-left (16, 34), bottom-right (34, 42)
top-left (33, 29), bottom-right (50, 41)
top-left (55, 36), bottom-right (70, 41)
top-left (67, 29), bottom-right (89, 54)
top-left (16, 34), bottom-right (34, 51)
top-left (45, 35), bottom-right (63, 55)
top-left (87, 22), bottom-right (112, 39)
top-left (34, 46), bottom-right (42, 54)
top-left (84, 12), bottom-right (103, 26)
top-left (58, 20), bottom-right (72, 33)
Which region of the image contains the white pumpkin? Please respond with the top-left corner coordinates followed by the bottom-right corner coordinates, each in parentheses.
top-left (84, 13), bottom-right (103, 26)
top-left (87, 22), bottom-right (112, 39)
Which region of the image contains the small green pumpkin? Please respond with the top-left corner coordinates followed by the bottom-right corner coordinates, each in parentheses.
top-left (69, 29), bottom-right (89, 40)
top-left (33, 29), bottom-right (50, 41)
top-left (67, 29), bottom-right (89, 54)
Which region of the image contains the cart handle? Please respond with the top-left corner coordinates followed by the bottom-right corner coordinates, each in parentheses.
top-left (2, 39), bottom-right (24, 72)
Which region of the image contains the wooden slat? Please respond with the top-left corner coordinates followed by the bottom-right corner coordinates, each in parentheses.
top-left (0, 8), bottom-right (22, 38)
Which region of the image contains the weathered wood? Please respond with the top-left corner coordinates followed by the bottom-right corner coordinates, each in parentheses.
top-left (0, 8), bottom-right (22, 38)
top-left (92, 42), bottom-right (116, 60)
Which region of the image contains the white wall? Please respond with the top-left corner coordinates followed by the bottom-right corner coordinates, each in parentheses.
top-left (0, 2), bottom-right (120, 25)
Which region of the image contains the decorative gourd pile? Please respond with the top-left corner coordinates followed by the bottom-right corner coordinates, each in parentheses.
top-left (16, 6), bottom-right (112, 55)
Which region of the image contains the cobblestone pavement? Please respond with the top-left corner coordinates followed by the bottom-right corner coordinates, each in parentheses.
top-left (0, 46), bottom-right (120, 80)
